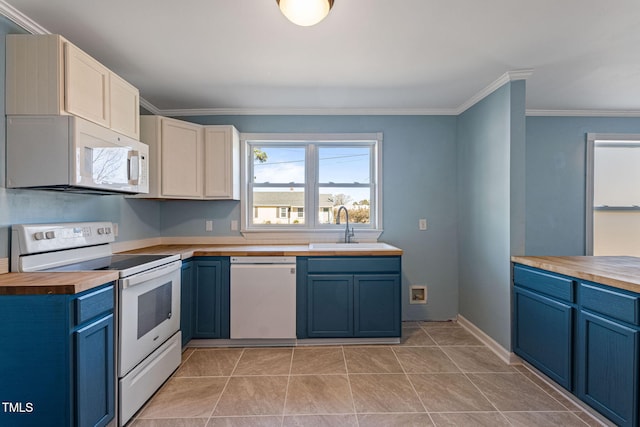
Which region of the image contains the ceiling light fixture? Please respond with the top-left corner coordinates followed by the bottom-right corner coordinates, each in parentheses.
top-left (276, 0), bottom-right (335, 27)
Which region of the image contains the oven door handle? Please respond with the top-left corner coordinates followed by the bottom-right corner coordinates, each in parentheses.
top-left (120, 260), bottom-right (181, 289)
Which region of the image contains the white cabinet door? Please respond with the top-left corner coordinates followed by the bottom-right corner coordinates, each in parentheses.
top-left (160, 118), bottom-right (203, 198)
top-left (64, 42), bottom-right (110, 128)
top-left (204, 126), bottom-right (240, 200)
top-left (110, 73), bottom-right (140, 139)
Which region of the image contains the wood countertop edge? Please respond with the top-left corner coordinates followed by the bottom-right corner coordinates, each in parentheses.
top-left (511, 256), bottom-right (640, 294)
top-left (120, 244), bottom-right (403, 258)
top-left (0, 271), bottom-right (120, 295)
top-left (0, 244), bottom-right (403, 296)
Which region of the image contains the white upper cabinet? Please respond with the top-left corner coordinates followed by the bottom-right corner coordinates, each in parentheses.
top-left (109, 72), bottom-right (140, 140)
top-left (64, 42), bottom-right (110, 128)
top-left (137, 116), bottom-right (239, 200)
top-left (6, 34), bottom-right (140, 140)
top-left (204, 126), bottom-right (240, 200)
top-left (161, 117), bottom-right (203, 198)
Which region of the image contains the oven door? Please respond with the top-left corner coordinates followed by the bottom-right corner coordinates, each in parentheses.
top-left (118, 260), bottom-right (181, 377)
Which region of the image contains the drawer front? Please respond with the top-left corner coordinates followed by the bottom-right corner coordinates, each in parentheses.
top-left (580, 283), bottom-right (639, 325)
top-left (74, 284), bottom-right (114, 326)
top-left (308, 257), bottom-right (400, 274)
top-left (513, 265), bottom-right (574, 303)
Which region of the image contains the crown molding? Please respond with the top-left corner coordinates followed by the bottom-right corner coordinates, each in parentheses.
top-left (526, 109), bottom-right (640, 117)
top-left (0, 0), bottom-right (49, 34)
top-left (455, 69), bottom-right (534, 115)
top-left (162, 107), bottom-right (458, 117)
top-left (139, 97), bottom-right (162, 115)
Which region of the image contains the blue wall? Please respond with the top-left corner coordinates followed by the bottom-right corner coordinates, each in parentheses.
top-left (457, 81), bottom-right (526, 349)
top-left (525, 116), bottom-right (640, 255)
top-left (173, 115), bottom-right (461, 321)
top-left (0, 18), bottom-right (162, 258)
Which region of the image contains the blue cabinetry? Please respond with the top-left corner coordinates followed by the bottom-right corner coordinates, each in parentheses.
top-left (193, 257), bottom-right (230, 339)
top-left (512, 265), bottom-right (574, 389)
top-left (298, 257), bottom-right (401, 339)
top-left (180, 259), bottom-right (194, 346)
top-left (0, 283), bottom-right (115, 427)
top-left (577, 283), bottom-right (639, 427)
top-left (512, 264), bottom-right (640, 427)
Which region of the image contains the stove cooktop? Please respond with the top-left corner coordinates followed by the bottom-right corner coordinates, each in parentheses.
top-left (45, 254), bottom-right (179, 277)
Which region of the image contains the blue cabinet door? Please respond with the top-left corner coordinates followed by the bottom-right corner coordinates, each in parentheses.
top-left (577, 310), bottom-right (639, 427)
top-left (75, 313), bottom-right (114, 427)
top-left (307, 274), bottom-right (353, 337)
top-left (354, 274), bottom-right (400, 337)
top-left (513, 286), bottom-right (573, 390)
top-left (180, 260), bottom-right (194, 346)
top-left (193, 258), bottom-right (230, 339)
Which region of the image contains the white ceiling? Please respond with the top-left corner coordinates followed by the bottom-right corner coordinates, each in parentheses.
top-left (3, 0), bottom-right (640, 115)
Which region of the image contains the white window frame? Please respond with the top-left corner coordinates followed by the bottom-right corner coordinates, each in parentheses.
top-left (240, 133), bottom-right (383, 241)
top-left (585, 133), bottom-right (640, 255)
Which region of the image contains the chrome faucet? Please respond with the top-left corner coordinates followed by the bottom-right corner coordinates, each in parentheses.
top-left (336, 205), bottom-right (355, 243)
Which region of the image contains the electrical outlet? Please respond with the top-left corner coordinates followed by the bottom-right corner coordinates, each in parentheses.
top-left (205, 220), bottom-right (213, 232)
top-left (231, 220), bottom-right (238, 231)
top-left (113, 223), bottom-right (119, 237)
top-left (419, 218), bottom-right (427, 230)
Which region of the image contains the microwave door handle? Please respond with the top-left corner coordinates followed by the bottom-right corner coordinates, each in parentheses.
top-left (128, 150), bottom-right (140, 185)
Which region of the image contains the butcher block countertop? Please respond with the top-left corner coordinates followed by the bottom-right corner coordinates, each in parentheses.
top-left (0, 271), bottom-right (119, 295)
top-left (511, 256), bottom-right (640, 294)
top-left (0, 243), bottom-right (402, 296)
top-left (120, 244), bottom-right (404, 259)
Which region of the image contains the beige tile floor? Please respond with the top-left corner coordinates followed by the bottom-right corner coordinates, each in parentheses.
top-left (128, 321), bottom-right (605, 427)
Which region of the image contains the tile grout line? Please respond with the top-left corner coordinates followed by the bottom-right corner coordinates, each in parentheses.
top-left (341, 345), bottom-right (361, 427)
top-left (280, 347), bottom-right (295, 427)
top-left (420, 324), bottom-right (513, 425)
top-left (205, 348), bottom-right (246, 424)
top-left (514, 367), bottom-right (593, 426)
top-left (389, 343), bottom-right (436, 426)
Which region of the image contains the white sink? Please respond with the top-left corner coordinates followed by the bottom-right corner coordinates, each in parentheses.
top-left (308, 242), bottom-right (399, 251)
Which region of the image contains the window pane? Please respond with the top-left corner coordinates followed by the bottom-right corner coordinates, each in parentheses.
top-left (252, 146), bottom-right (305, 184)
top-left (252, 189), bottom-right (305, 225)
top-left (319, 147), bottom-right (370, 184)
top-left (319, 187), bottom-right (371, 225)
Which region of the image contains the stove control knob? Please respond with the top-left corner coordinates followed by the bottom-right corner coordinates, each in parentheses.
top-left (33, 232), bottom-right (45, 241)
top-left (97, 228), bottom-right (105, 235)
top-left (105, 227), bottom-right (111, 235)
top-left (45, 231), bottom-right (56, 239)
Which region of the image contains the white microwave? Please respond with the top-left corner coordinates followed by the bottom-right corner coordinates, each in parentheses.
top-left (7, 115), bottom-right (149, 194)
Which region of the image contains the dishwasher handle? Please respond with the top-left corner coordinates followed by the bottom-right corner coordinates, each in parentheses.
top-left (230, 256), bottom-right (296, 264)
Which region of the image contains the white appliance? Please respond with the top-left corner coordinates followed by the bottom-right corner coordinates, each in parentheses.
top-left (6, 115), bottom-right (149, 194)
top-left (230, 256), bottom-right (297, 339)
top-left (11, 222), bottom-right (180, 427)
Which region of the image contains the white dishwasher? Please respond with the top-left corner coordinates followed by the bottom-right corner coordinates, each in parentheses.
top-left (230, 256), bottom-right (297, 339)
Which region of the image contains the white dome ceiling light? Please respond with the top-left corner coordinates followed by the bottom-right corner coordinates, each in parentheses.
top-left (276, 0), bottom-right (335, 27)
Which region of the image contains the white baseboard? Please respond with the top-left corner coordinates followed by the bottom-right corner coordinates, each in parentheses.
top-left (456, 315), bottom-right (521, 365)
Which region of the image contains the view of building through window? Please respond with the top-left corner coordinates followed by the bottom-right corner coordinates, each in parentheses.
top-left (247, 141), bottom-right (375, 228)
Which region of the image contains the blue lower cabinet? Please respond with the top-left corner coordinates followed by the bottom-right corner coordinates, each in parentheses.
top-left (512, 286), bottom-right (573, 390)
top-left (299, 257), bottom-right (401, 339)
top-left (180, 260), bottom-right (194, 346)
top-left (75, 314), bottom-right (114, 427)
top-left (354, 274), bottom-right (401, 337)
top-left (512, 263), bottom-right (640, 427)
top-left (193, 257), bottom-right (230, 339)
top-left (307, 274), bottom-right (354, 337)
top-left (577, 310), bottom-right (639, 427)
top-left (0, 282), bottom-right (115, 427)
